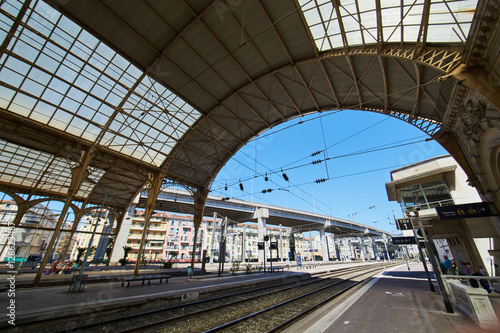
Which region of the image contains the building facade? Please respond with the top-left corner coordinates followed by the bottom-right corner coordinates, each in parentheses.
top-left (0, 200), bottom-right (60, 263)
top-left (386, 154), bottom-right (497, 276)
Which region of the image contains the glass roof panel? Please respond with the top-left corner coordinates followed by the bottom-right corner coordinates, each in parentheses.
top-left (0, 139), bottom-right (105, 197)
top-left (101, 75), bottom-right (200, 166)
top-left (0, 0), bottom-right (201, 168)
top-left (299, 0), bottom-right (478, 50)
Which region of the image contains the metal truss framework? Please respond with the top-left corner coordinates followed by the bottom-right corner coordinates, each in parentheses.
top-left (0, 0), bottom-right (498, 282)
top-left (0, 0), bottom-right (488, 204)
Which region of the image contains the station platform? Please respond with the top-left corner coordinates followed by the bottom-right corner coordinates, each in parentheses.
top-left (283, 262), bottom-right (500, 333)
top-left (1, 262), bottom-right (499, 332)
top-left (0, 262), bottom-right (314, 328)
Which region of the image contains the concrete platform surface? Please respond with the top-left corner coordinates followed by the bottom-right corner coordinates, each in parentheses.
top-left (283, 262), bottom-right (500, 333)
top-left (1, 262), bottom-right (324, 328)
top-left (1, 262), bottom-right (499, 332)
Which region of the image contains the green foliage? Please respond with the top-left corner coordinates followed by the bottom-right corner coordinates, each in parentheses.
top-left (76, 247), bottom-right (87, 262)
top-left (118, 258), bottom-right (128, 266)
top-left (166, 251), bottom-right (177, 261)
top-left (230, 261), bottom-right (240, 275)
top-left (163, 252), bottom-right (177, 269)
top-left (122, 246), bottom-right (132, 260)
top-left (75, 246), bottom-right (96, 266)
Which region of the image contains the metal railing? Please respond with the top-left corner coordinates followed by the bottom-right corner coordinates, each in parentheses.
top-left (443, 275), bottom-right (500, 296)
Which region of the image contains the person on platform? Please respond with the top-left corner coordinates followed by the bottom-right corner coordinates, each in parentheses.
top-left (470, 266), bottom-right (492, 293)
top-left (64, 260), bottom-right (74, 274)
top-left (450, 259), bottom-right (458, 275)
top-left (49, 260), bottom-right (60, 274)
top-left (443, 255), bottom-right (452, 274)
top-left (463, 261), bottom-right (473, 276)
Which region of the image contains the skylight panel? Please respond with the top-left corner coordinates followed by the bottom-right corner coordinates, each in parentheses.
top-left (319, 2), bottom-right (334, 21)
top-left (0, 139), bottom-right (105, 197)
top-left (299, 0), bottom-right (477, 49)
top-left (0, 0), bottom-right (201, 167)
top-left (2, 0), bottom-right (23, 17)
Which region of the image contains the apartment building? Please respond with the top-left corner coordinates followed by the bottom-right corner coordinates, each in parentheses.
top-left (0, 200), bottom-right (60, 262)
top-left (69, 208), bottom-right (111, 263)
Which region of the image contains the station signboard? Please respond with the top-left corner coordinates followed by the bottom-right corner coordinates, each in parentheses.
top-left (396, 218), bottom-right (413, 230)
top-left (392, 236), bottom-right (417, 245)
top-left (435, 202), bottom-right (497, 220)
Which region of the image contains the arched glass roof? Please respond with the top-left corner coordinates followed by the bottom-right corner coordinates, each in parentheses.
top-left (299, 0), bottom-right (477, 51)
top-left (0, 0), bottom-right (496, 211)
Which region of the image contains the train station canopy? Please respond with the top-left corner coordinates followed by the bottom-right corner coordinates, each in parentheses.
top-left (0, 0), bottom-right (493, 211)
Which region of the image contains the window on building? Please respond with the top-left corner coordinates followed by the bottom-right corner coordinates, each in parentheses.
top-left (400, 178), bottom-right (454, 210)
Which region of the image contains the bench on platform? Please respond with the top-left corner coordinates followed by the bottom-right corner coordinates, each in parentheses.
top-left (269, 266), bottom-right (285, 272)
top-left (119, 274), bottom-right (171, 287)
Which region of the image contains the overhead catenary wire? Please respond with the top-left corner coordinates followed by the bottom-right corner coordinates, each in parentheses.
top-left (212, 138), bottom-right (430, 218)
top-left (216, 137), bottom-right (428, 190)
top-left (211, 68), bottom-right (448, 216)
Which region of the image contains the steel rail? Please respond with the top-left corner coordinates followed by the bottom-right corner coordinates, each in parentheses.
top-left (116, 266), bottom-right (375, 333)
top-left (202, 265), bottom-right (391, 333)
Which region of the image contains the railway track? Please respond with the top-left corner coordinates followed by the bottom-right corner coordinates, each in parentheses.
top-left (14, 262), bottom-right (399, 332)
top-left (207, 266), bottom-right (384, 333)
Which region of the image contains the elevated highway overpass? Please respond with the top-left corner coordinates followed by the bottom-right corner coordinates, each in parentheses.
top-left (137, 189), bottom-right (392, 238)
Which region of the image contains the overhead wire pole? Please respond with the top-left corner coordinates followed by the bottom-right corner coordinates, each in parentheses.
top-left (71, 178), bottom-right (107, 292)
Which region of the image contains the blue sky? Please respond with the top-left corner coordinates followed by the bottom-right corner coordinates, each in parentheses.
top-left (211, 110), bottom-right (449, 234)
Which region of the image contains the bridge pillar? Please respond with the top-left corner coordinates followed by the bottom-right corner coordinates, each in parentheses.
top-left (279, 224), bottom-right (283, 262)
top-left (254, 208), bottom-right (268, 264)
top-left (358, 237), bottom-right (365, 262)
top-left (319, 229), bottom-right (330, 262)
top-left (241, 225), bottom-right (246, 262)
top-left (110, 204), bottom-right (135, 263)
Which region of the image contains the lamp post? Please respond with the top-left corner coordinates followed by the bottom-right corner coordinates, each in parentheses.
top-left (70, 178), bottom-right (107, 292)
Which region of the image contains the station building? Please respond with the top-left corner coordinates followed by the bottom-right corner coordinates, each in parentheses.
top-left (386, 154), bottom-right (498, 275)
top-left (0, 0), bottom-right (499, 285)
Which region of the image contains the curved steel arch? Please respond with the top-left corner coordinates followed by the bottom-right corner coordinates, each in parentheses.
top-left (0, 0), bottom-right (497, 215)
top-left (163, 51), bottom-right (453, 190)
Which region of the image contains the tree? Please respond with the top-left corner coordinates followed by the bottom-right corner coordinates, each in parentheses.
top-left (75, 246), bottom-right (96, 266)
top-left (104, 236), bottom-right (115, 261)
top-left (119, 246), bottom-right (132, 266)
top-left (164, 251), bottom-right (177, 269)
